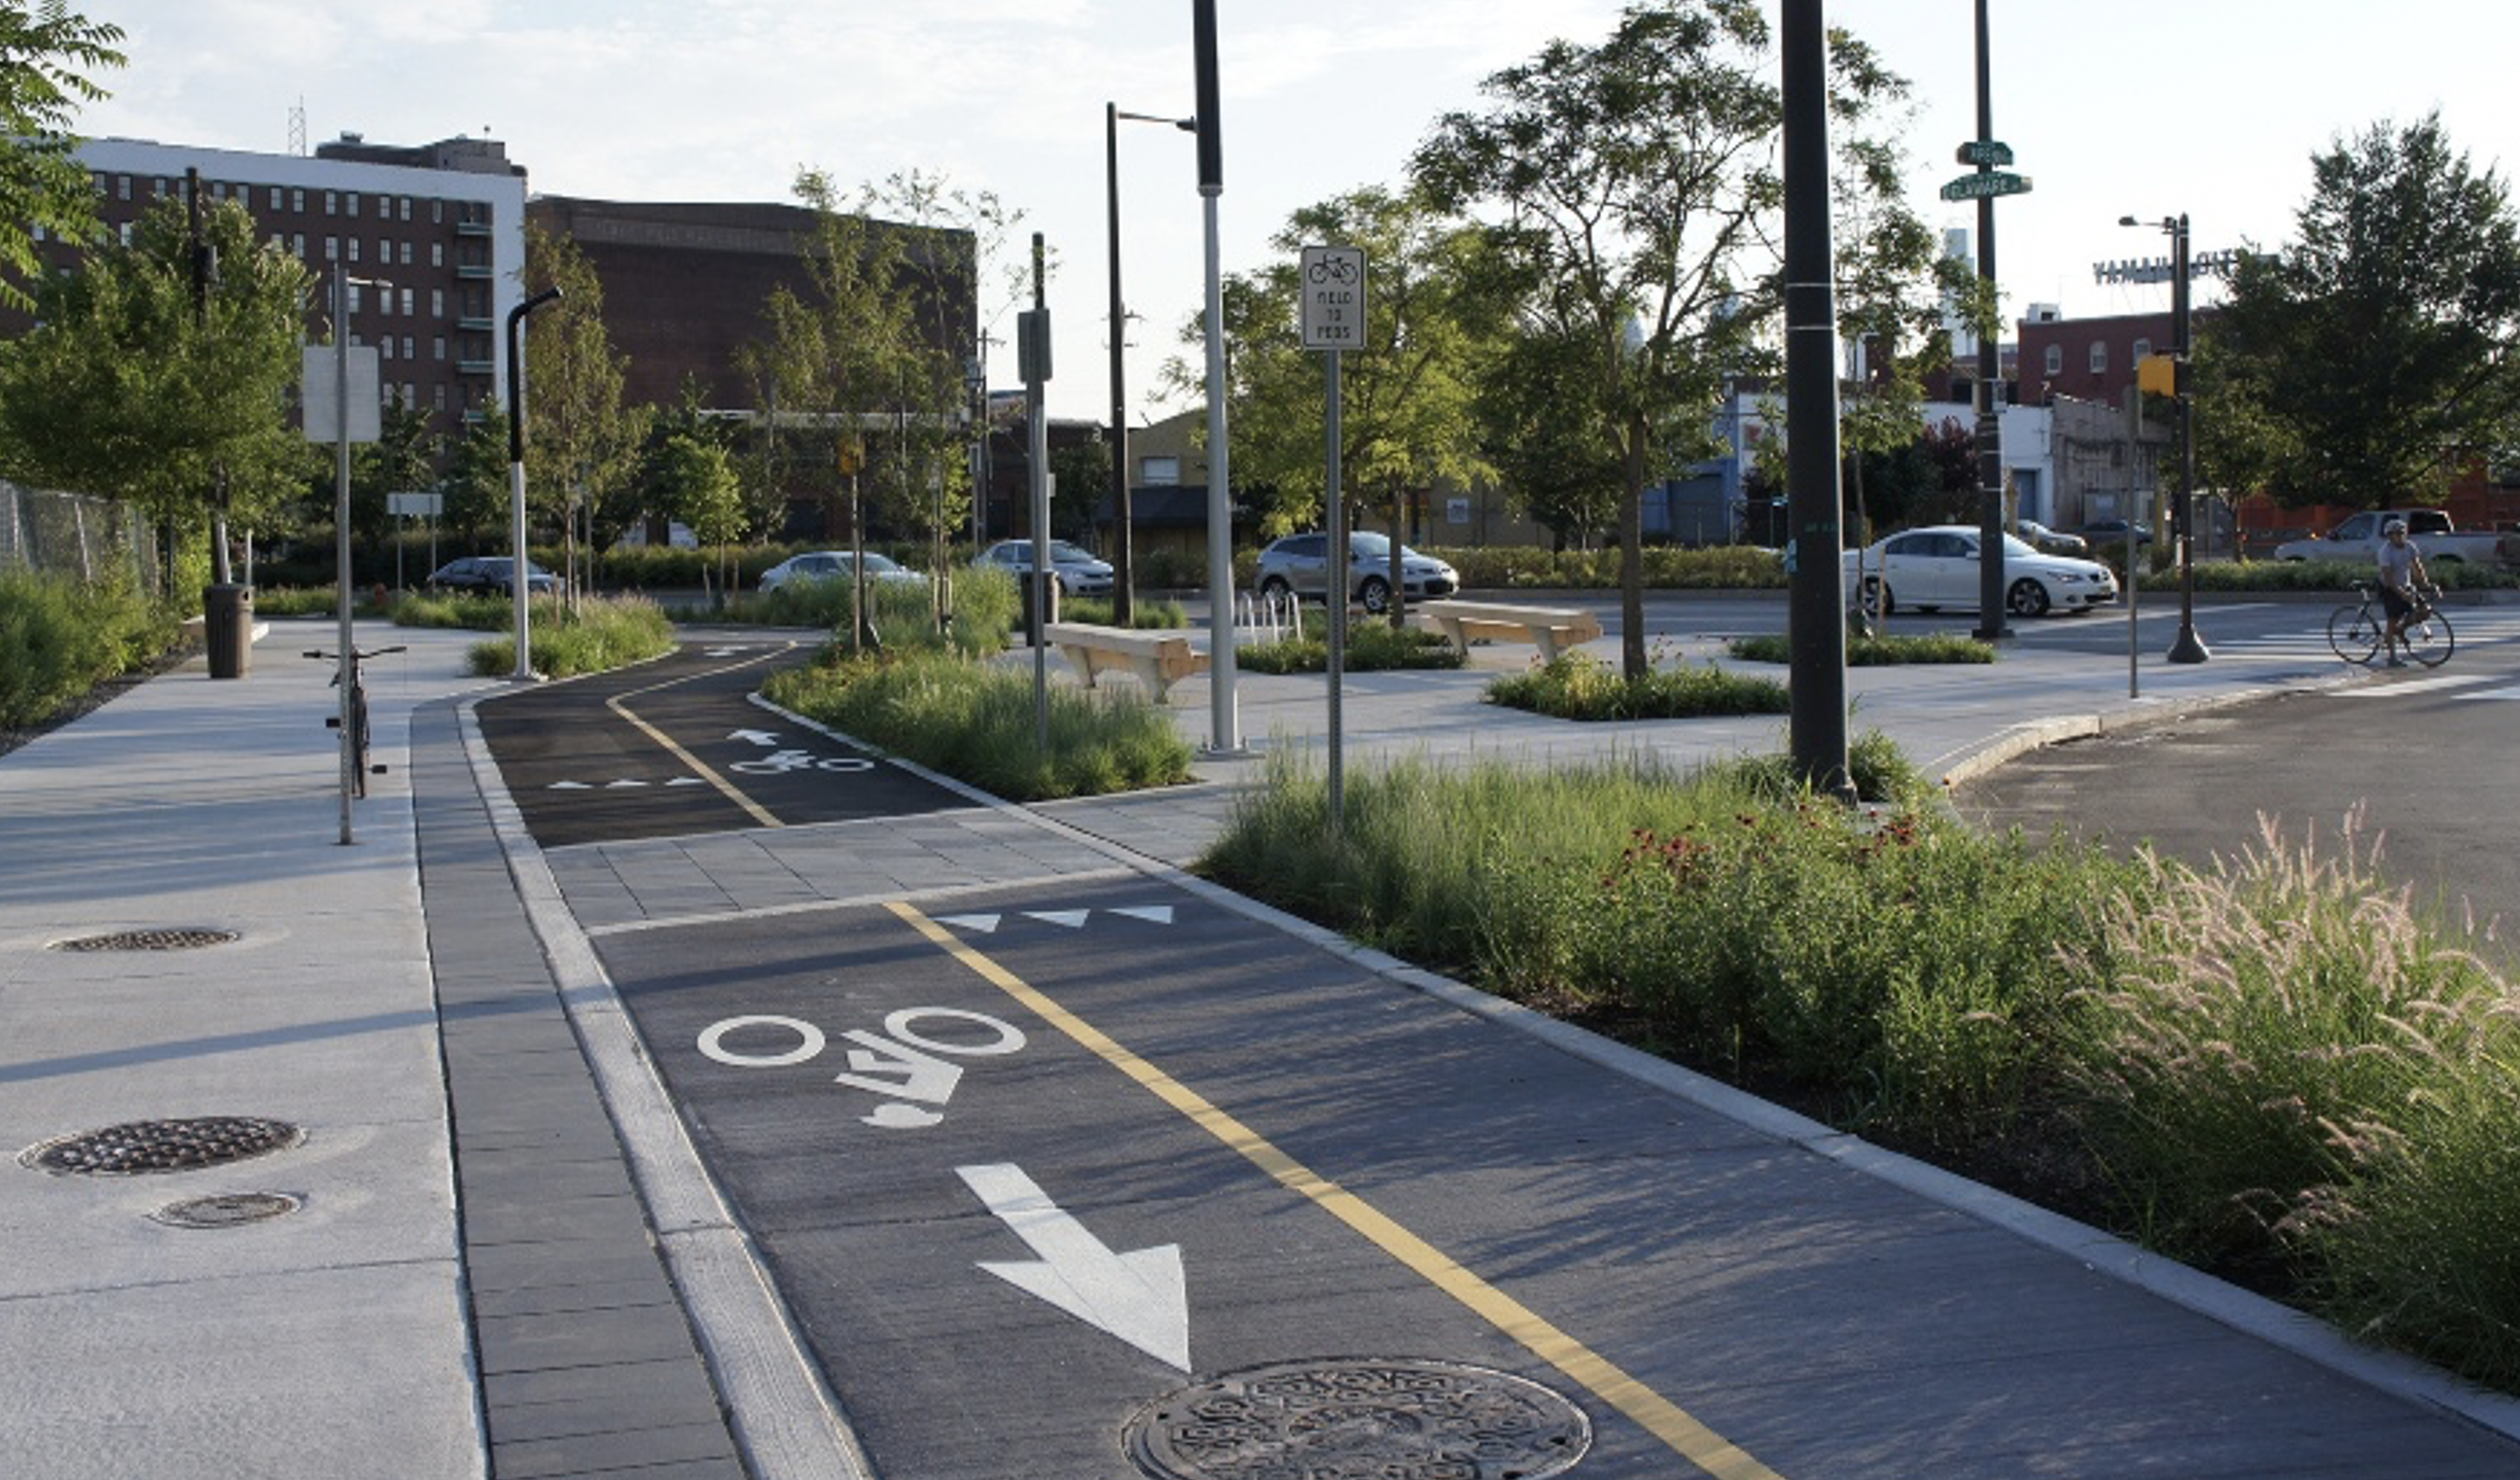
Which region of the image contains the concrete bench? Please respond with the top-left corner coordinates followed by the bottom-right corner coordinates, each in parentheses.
top-left (1043, 623), bottom-right (1210, 703)
top-left (1413, 599), bottom-right (1604, 663)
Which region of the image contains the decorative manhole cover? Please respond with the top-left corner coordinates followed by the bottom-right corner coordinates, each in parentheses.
top-left (49, 928), bottom-right (239, 953)
top-left (21, 1117), bottom-right (305, 1176)
top-left (1125, 1358), bottom-right (1593, 1480)
top-left (152, 1192), bottom-right (301, 1229)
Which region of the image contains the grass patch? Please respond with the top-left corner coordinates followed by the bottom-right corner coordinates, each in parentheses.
top-left (0, 568), bottom-right (177, 730)
top-left (1727, 631), bottom-right (1996, 666)
top-left (1057, 596), bottom-right (1190, 629)
top-left (1236, 623), bottom-right (1465, 674)
top-left (1485, 652), bottom-right (1788, 720)
top-left (762, 646), bottom-right (1192, 802)
top-left (464, 594), bottom-right (677, 679)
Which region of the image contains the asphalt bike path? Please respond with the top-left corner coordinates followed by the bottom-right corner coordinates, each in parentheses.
top-left (453, 635), bottom-right (2520, 1477)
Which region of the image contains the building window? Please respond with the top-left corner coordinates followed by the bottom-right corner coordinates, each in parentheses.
top-left (433, 382), bottom-right (446, 410)
top-left (402, 336), bottom-right (414, 360)
top-left (1141, 456), bottom-right (1181, 484)
top-left (347, 193), bottom-right (360, 218)
top-left (430, 243), bottom-right (444, 268)
top-left (291, 233), bottom-right (305, 257)
top-left (116, 175), bottom-right (130, 200)
top-left (347, 237), bottom-right (361, 262)
top-left (430, 288), bottom-right (444, 318)
top-left (2132, 338), bottom-right (2153, 361)
top-left (292, 188), bottom-right (305, 213)
top-left (270, 186), bottom-right (282, 211)
top-left (323, 191), bottom-right (337, 216)
top-left (2043, 344), bottom-right (2062, 377)
top-left (347, 284), bottom-right (362, 314)
top-left (152, 177), bottom-right (167, 197)
top-left (2087, 340), bottom-right (2108, 374)
top-left (431, 199), bottom-right (444, 224)
top-left (324, 236), bottom-right (338, 261)
top-left (400, 287), bottom-right (414, 316)
top-left (381, 336), bottom-right (393, 360)
top-left (377, 238), bottom-right (389, 266)
top-left (117, 221), bottom-right (133, 246)
top-left (433, 336), bottom-right (446, 361)
top-left (399, 196), bottom-right (411, 221)
top-left (398, 241), bottom-right (412, 266)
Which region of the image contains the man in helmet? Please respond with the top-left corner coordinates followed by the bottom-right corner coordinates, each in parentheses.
top-left (2376, 517), bottom-right (2431, 667)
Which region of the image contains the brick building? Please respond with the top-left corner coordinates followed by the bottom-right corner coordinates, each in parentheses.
top-left (43, 133), bottom-right (531, 442)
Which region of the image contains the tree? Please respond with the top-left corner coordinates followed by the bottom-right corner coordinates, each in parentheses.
top-left (0, 2), bottom-right (124, 312)
top-left (440, 408), bottom-right (511, 551)
top-left (524, 221), bottom-right (645, 594)
top-left (348, 399), bottom-right (439, 565)
top-left (0, 192), bottom-right (312, 585)
top-left (2206, 113), bottom-right (2520, 507)
top-left (1415, 0), bottom-right (1928, 675)
top-left (651, 431), bottom-right (743, 596)
top-left (1171, 186), bottom-right (1497, 625)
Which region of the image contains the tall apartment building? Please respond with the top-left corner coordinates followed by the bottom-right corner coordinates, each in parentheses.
top-left (43, 133), bottom-right (529, 441)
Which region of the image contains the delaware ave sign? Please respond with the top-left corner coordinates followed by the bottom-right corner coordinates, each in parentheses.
top-left (1940, 170), bottom-right (2032, 202)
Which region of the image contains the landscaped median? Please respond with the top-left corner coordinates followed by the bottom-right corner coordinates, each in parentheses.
top-left (1197, 750), bottom-right (2520, 1398)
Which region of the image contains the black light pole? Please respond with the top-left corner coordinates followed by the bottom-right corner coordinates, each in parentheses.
top-left (1970, 0), bottom-right (2009, 642)
top-left (506, 285), bottom-right (563, 680)
top-left (2123, 212), bottom-right (2209, 663)
top-left (1782, 0), bottom-right (1852, 801)
top-left (1106, 104), bottom-right (1196, 627)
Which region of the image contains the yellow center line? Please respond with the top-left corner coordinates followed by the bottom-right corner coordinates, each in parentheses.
top-left (604, 645), bottom-right (792, 830)
top-left (884, 898), bottom-right (1784, 1480)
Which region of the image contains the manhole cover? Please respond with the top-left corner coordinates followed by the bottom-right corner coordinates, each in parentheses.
top-left (49, 928), bottom-right (239, 953)
top-left (151, 1192), bottom-right (301, 1228)
top-left (22, 1117), bottom-right (305, 1176)
top-left (1125, 1358), bottom-right (1593, 1480)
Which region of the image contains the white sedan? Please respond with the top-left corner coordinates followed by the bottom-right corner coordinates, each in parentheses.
top-left (1843, 525), bottom-right (2118, 619)
top-left (757, 550), bottom-right (928, 594)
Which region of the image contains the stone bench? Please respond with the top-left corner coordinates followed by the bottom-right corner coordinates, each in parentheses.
top-left (1043, 623), bottom-right (1210, 703)
top-left (1412, 599), bottom-right (1604, 663)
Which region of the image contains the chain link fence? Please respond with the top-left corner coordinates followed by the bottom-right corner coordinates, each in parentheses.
top-left (0, 482), bottom-right (158, 592)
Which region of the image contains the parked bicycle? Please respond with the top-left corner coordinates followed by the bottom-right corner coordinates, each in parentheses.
top-left (304, 645), bottom-right (406, 796)
top-left (2326, 581), bottom-right (2453, 668)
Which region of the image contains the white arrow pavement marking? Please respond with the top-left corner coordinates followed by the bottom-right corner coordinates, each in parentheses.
top-left (729, 728), bottom-right (782, 746)
top-left (548, 780), bottom-right (591, 791)
top-left (1024, 910), bottom-right (1091, 929)
top-left (936, 914), bottom-right (1002, 934)
top-left (1109, 905), bottom-right (1174, 926)
top-left (666, 776), bottom-right (706, 787)
top-left (604, 778), bottom-right (651, 789)
top-left (956, 1162), bottom-right (1189, 1371)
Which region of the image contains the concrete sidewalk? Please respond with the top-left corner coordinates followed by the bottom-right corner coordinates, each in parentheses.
top-left (5, 609), bottom-right (2516, 1478)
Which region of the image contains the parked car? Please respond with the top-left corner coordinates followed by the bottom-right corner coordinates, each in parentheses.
top-left (1843, 525), bottom-right (2118, 618)
top-left (978, 538), bottom-right (1114, 597)
top-left (1254, 531), bottom-right (1459, 613)
top-left (2270, 508), bottom-right (2514, 566)
top-left (2076, 518), bottom-right (2154, 548)
top-left (757, 550), bottom-right (927, 594)
top-left (2016, 519), bottom-right (2089, 557)
top-left (426, 555), bottom-right (558, 597)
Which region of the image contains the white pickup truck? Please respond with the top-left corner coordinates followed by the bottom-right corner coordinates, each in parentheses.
top-left (2271, 508), bottom-right (2514, 566)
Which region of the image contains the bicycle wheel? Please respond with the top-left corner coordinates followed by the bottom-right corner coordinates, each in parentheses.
top-left (2403, 608), bottom-right (2455, 668)
top-left (350, 686), bottom-right (371, 799)
top-left (2326, 603), bottom-right (2378, 664)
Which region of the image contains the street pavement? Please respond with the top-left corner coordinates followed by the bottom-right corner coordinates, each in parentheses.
top-left (5, 596), bottom-right (2519, 1478)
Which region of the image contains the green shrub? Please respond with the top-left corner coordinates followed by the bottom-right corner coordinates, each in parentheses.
top-left (2134, 557), bottom-right (2516, 592)
top-left (1485, 652), bottom-right (1788, 720)
top-left (465, 594), bottom-right (676, 678)
top-left (1236, 623), bottom-right (1464, 674)
top-left (1728, 631), bottom-right (1996, 665)
top-left (1059, 595), bottom-right (1190, 629)
top-left (0, 569), bottom-right (176, 730)
top-left (763, 646), bottom-right (1191, 801)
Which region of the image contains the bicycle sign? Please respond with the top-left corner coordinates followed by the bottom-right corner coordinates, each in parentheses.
top-left (1300, 244), bottom-right (1367, 351)
top-left (730, 748), bottom-right (877, 775)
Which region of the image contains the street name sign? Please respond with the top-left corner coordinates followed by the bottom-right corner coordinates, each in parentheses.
top-left (1940, 170), bottom-right (2033, 202)
top-left (1955, 139), bottom-right (2014, 167)
top-left (1299, 245), bottom-right (1367, 351)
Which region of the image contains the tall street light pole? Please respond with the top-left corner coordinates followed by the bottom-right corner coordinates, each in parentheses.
top-left (1107, 104), bottom-right (1197, 627)
top-left (2123, 212), bottom-right (2209, 664)
top-left (1969, 0), bottom-right (2010, 643)
top-left (506, 285), bottom-right (563, 681)
top-left (1193, 0), bottom-right (1244, 755)
top-left (1782, 0), bottom-right (1852, 801)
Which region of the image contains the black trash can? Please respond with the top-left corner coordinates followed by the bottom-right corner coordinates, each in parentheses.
top-left (1022, 571), bottom-right (1062, 647)
top-left (204, 584), bottom-right (253, 680)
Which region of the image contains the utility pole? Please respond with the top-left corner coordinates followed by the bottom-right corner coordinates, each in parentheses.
top-left (1782, 0), bottom-right (1852, 801)
top-left (1193, 0), bottom-right (1244, 755)
top-left (1969, 0), bottom-right (2009, 643)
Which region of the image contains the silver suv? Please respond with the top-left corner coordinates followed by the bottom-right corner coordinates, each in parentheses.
top-left (1255, 532), bottom-right (1457, 614)
top-left (978, 539), bottom-right (1113, 597)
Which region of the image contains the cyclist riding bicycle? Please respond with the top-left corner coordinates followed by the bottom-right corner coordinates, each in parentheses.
top-left (2376, 517), bottom-right (2431, 668)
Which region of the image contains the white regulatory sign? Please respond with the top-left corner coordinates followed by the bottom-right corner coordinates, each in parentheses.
top-left (1299, 245), bottom-right (1367, 352)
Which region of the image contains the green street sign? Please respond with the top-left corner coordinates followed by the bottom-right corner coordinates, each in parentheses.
top-left (1955, 139), bottom-right (2014, 167)
top-left (1940, 170), bottom-right (2032, 202)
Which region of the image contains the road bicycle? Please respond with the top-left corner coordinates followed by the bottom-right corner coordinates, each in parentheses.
top-left (2326, 582), bottom-right (2452, 668)
top-left (304, 644), bottom-right (405, 796)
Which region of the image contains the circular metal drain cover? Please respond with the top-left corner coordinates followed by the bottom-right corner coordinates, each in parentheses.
top-left (152, 1192), bottom-right (301, 1229)
top-left (1126, 1357), bottom-right (1593, 1480)
top-left (49, 928), bottom-right (239, 953)
top-left (22, 1117), bottom-right (305, 1176)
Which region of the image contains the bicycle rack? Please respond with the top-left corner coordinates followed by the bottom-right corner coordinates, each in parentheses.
top-left (1238, 588), bottom-right (1304, 643)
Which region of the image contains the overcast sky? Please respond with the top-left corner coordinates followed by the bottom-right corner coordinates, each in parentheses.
top-left (75, 1), bottom-right (2520, 421)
